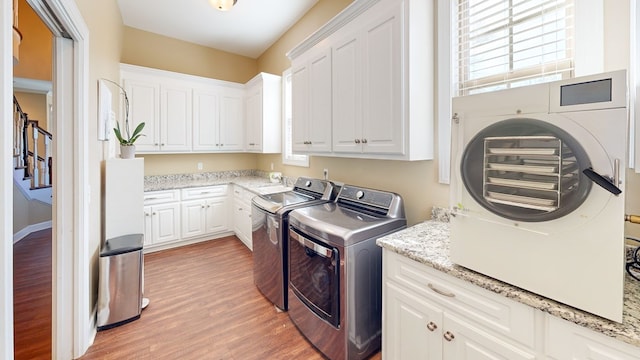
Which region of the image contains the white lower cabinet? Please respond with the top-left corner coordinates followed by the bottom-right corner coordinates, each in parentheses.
top-left (383, 249), bottom-right (640, 360)
top-left (181, 186), bottom-right (229, 240)
top-left (143, 190), bottom-right (181, 247)
top-left (546, 315), bottom-right (640, 360)
top-left (232, 185), bottom-right (254, 250)
top-left (383, 249), bottom-right (536, 360)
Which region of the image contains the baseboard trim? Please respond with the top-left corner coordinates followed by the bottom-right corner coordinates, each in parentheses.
top-left (13, 220), bottom-right (53, 244)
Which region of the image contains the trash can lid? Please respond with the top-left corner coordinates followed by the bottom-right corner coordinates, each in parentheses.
top-left (101, 234), bottom-right (144, 257)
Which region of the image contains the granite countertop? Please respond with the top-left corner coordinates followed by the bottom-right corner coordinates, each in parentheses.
top-left (143, 170), bottom-right (293, 193)
top-left (377, 218), bottom-right (640, 348)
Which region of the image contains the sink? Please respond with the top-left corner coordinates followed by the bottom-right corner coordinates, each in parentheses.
top-left (254, 185), bottom-right (292, 195)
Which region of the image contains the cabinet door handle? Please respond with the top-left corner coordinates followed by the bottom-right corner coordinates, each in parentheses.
top-left (427, 322), bottom-right (438, 332)
top-left (355, 139), bottom-right (361, 144)
top-left (152, 212), bottom-right (157, 215)
top-left (362, 138), bottom-right (368, 144)
top-left (428, 283), bottom-right (455, 298)
top-left (154, 143), bottom-right (159, 146)
top-left (207, 205), bottom-right (210, 208)
top-left (443, 331), bottom-right (455, 342)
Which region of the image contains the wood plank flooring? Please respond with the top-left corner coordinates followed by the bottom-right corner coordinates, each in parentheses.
top-left (13, 228), bottom-right (53, 360)
top-left (14, 232), bottom-right (381, 359)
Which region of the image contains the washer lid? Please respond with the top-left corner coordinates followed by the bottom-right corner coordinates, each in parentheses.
top-left (289, 203), bottom-right (406, 247)
top-left (253, 191), bottom-right (314, 213)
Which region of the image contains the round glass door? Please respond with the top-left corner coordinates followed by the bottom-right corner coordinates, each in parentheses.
top-left (460, 118), bottom-right (592, 222)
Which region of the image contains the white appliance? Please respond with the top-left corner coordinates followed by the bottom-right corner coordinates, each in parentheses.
top-left (450, 70), bottom-right (627, 322)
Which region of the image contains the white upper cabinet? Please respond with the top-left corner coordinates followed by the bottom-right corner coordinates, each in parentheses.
top-left (244, 72), bottom-right (282, 153)
top-left (160, 82), bottom-right (192, 152)
top-left (192, 87), bottom-right (244, 152)
top-left (121, 63), bottom-right (246, 154)
top-left (287, 0), bottom-right (434, 160)
top-left (122, 76), bottom-right (160, 152)
top-left (291, 46), bottom-right (333, 153)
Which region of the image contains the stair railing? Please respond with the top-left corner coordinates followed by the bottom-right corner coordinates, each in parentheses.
top-left (13, 96), bottom-right (52, 189)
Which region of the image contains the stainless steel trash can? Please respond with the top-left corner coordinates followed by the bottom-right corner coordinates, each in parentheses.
top-left (97, 233), bottom-right (144, 331)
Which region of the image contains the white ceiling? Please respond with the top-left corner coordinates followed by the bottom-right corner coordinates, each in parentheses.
top-left (116, 0), bottom-right (319, 59)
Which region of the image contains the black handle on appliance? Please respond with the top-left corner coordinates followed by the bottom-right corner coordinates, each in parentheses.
top-left (582, 168), bottom-right (622, 195)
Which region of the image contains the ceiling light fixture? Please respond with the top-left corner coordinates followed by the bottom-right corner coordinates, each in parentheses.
top-left (210, 0), bottom-right (237, 12)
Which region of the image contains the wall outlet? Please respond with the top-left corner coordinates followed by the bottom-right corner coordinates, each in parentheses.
top-left (323, 168), bottom-right (329, 180)
top-left (197, 162), bottom-right (203, 170)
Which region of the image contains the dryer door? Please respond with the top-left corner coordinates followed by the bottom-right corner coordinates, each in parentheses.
top-left (460, 118), bottom-right (594, 222)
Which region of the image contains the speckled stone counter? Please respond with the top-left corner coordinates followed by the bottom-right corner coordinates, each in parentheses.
top-left (144, 170), bottom-right (294, 192)
top-left (377, 216), bottom-right (640, 348)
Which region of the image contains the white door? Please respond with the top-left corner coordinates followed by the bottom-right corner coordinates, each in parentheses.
top-left (443, 313), bottom-right (536, 360)
top-left (153, 203), bottom-right (181, 244)
top-left (308, 48), bottom-right (333, 152)
top-left (332, 33), bottom-right (362, 153)
top-left (181, 200), bottom-right (205, 239)
top-left (245, 85), bottom-right (262, 151)
top-left (143, 206), bottom-right (153, 246)
top-left (205, 197), bottom-right (228, 234)
top-left (220, 93), bottom-right (244, 151)
top-left (192, 89), bottom-right (220, 151)
top-left (384, 282), bottom-right (443, 360)
top-left (124, 78), bottom-right (160, 151)
top-left (161, 84), bottom-right (192, 151)
top-left (361, 7), bottom-right (404, 155)
top-left (291, 63), bottom-right (310, 152)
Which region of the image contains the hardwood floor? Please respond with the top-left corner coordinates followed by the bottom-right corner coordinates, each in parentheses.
top-left (13, 228), bottom-right (52, 360)
top-left (14, 232), bottom-right (382, 359)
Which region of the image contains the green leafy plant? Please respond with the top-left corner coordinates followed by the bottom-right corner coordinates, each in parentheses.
top-left (102, 78), bottom-right (145, 145)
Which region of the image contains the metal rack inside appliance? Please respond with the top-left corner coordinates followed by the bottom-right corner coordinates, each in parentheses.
top-left (483, 135), bottom-right (579, 212)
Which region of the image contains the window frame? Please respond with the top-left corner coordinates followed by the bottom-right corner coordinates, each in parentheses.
top-left (281, 68), bottom-right (309, 167)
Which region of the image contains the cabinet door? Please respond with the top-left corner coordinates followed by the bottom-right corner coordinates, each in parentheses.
top-left (205, 197), bottom-right (228, 234)
top-left (361, 7), bottom-right (404, 155)
top-left (219, 93), bottom-right (244, 151)
top-left (161, 84), bottom-right (192, 151)
top-left (307, 48), bottom-right (333, 152)
top-left (291, 63), bottom-right (310, 152)
top-left (443, 313), bottom-right (536, 360)
top-left (152, 203), bottom-right (181, 244)
top-left (241, 205), bottom-right (252, 250)
top-left (124, 78), bottom-right (160, 151)
top-left (332, 33), bottom-right (362, 153)
top-left (546, 315), bottom-right (640, 360)
top-left (192, 89), bottom-right (220, 151)
top-left (181, 200), bottom-right (205, 239)
top-left (384, 282), bottom-right (443, 360)
top-left (143, 206), bottom-right (153, 246)
top-left (245, 85), bottom-right (262, 151)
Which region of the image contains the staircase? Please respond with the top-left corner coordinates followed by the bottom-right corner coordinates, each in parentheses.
top-left (13, 96), bottom-right (52, 205)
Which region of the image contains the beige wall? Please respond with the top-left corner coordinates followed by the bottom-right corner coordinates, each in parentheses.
top-left (121, 27), bottom-right (258, 83)
top-left (73, 0), bottom-right (125, 312)
top-left (14, 92), bottom-right (47, 129)
top-left (14, 0), bottom-right (52, 80)
top-left (257, 0), bottom-right (354, 74)
top-left (143, 153), bottom-right (258, 175)
top-left (13, 185), bottom-right (52, 234)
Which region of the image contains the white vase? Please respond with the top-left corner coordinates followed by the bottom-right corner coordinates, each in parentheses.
top-left (120, 144), bottom-right (136, 159)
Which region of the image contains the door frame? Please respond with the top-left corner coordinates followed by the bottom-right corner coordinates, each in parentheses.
top-left (1, 0), bottom-right (91, 358)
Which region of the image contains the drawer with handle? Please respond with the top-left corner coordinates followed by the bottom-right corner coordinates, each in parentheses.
top-left (181, 185), bottom-right (228, 201)
top-left (385, 250), bottom-right (535, 347)
top-left (144, 189), bottom-right (180, 205)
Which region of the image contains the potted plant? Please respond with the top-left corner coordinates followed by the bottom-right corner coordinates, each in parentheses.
top-left (102, 79), bottom-right (145, 159)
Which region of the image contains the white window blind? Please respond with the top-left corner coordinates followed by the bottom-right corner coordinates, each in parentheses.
top-left (455, 0), bottom-right (574, 95)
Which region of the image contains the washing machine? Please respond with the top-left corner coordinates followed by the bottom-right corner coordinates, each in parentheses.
top-left (450, 70), bottom-right (628, 322)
